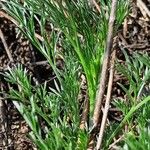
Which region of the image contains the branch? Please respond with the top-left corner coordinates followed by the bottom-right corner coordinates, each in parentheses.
top-left (137, 0), bottom-right (150, 18)
top-left (93, 0), bottom-right (118, 128)
top-left (96, 47), bottom-right (116, 150)
top-left (0, 28), bottom-right (14, 62)
top-left (79, 93), bottom-right (89, 130)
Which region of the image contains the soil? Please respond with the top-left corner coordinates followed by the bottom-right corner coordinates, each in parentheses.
top-left (0, 1), bottom-right (150, 149)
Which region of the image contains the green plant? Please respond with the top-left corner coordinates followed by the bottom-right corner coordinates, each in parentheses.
top-left (3, 56), bottom-right (87, 149)
top-left (123, 127), bottom-right (150, 150)
top-left (1, 0), bottom-right (129, 113)
top-left (106, 51), bottom-right (150, 149)
top-left (1, 0), bottom-right (129, 149)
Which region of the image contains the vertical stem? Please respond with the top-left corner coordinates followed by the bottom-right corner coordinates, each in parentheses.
top-left (96, 48), bottom-right (116, 150)
top-left (93, 0), bottom-right (118, 127)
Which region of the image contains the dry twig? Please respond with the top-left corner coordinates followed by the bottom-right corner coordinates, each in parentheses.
top-left (90, 0), bottom-right (101, 13)
top-left (0, 98), bottom-right (7, 148)
top-left (93, 0), bottom-right (118, 128)
top-left (137, 0), bottom-right (150, 18)
top-left (96, 47), bottom-right (116, 150)
top-left (108, 135), bottom-right (124, 150)
top-left (79, 93), bottom-right (89, 130)
top-left (0, 11), bottom-right (44, 41)
top-left (0, 28), bottom-right (14, 62)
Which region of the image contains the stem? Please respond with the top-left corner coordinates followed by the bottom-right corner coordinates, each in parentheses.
top-left (93, 0), bottom-right (118, 127)
top-left (96, 48), bottom-right (116, 150)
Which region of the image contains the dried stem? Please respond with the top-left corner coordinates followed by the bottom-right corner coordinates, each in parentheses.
top-left (93, 0), bottom-right (118, 128)
top-left (90, 0), bottom-right (101, 13)
top-left (79, 93), bottom-right (89, 130)
top-left (0, 28), bottom-right (14, 62)
top-left (108, 134), bottom-right (124, 150)
top-left (137, 0), bottom-right (150, 18)
top-left (96, 47), bottom-right (116, 150)
top-left (0, 11), bottom-right (44, 41)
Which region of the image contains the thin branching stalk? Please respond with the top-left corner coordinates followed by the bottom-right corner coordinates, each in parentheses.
top-left (93, 0), bottom-right (118, 128)
top-left (96, 46), bottom-right (116, 150)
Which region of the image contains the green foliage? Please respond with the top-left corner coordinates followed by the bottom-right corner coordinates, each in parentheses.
top-left (4, 59), bottom-right (87, 150)
top-left (110, 51), bottom-right (150, 149)
top-left (1, 0), bottom-right (129, 149)
top-left (1, 0), bottom-right (129, 114)
top-left (123, 127), bottom-right (150, 150)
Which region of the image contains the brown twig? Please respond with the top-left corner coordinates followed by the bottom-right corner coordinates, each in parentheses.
top-left (137, 0), bottom-right (150, 18)
top-left (0, 98), bottom-right (7, 148)
top-left (79, 93), bottom-right (89, 130)
top-left (0, 28), bottom-right (14, 62)
top-left (93, 0), bottom-right (118, 128)
top-left (0, 11), bottom-right (44, 41)
top-left (92, 0), bottom-right (101, 13)
top-left (0, 83), bottom-right (8, 148)
top-left (87, 133), bottom-right (96, 150)
top-left (108, 135), bottom-right (124, 150)
top-left (96, 47), bottom-right (116, 150)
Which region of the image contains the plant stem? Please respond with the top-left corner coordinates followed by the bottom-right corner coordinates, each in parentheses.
top-left (93, 0), bottom-right (118, 128)
top-left (96, 47), bottom-right (116, 150)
